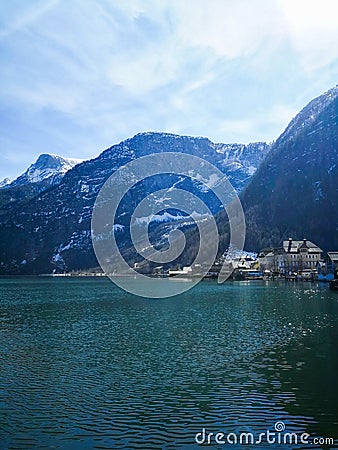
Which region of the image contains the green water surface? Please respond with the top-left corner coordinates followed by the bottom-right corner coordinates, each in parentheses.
top-left (0, 278), bottom-right (337, 449)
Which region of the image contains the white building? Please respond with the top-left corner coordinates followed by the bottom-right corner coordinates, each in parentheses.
top-left (258, 238), bottom-right (322, 275)
top-left (281, 238), bottom-right (322, 274)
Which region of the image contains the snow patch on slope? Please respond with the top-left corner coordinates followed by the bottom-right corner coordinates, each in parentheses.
top-left (134, 211), bottom-right (209, 225)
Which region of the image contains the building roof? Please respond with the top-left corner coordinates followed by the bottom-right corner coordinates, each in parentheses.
top-left (258, 250), bottom-right (274, 258)
top-left (282, 238), bottom-right (322, 254)
top-left (232, 259), bottom-right (252, 269)
top-left (259, 247), bottom-right (274, 254)
top-left (328, 252), bottom-right (338, 262)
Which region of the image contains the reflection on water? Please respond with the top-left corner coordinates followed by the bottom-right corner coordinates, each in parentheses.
top-left (0, 278), bottom-right (337, 448)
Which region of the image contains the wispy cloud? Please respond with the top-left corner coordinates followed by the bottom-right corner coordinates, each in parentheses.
top-left (0, 0), bottom-right (58, 40)
top-left (280, 0), bottom-right (338, 70)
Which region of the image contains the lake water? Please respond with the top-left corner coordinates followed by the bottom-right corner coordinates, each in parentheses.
top-left (0, 278), bottom-right (337, 449)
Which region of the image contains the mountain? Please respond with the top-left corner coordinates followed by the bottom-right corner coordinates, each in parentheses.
top-left (0, 154), bottom-right (83, 214)
top-left (242, 85), bottom-right (338, 252)
top-left (0, 133), bottom-right (268, 274)
top-left (0, 178), bottom-right (11, 188)
top-left (1, 83), bottom-right (336, 276)
top-left (10, 153), bottom-right (83, 187)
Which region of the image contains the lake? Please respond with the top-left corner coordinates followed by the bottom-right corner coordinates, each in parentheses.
top-left (0, 278), bottom-right (337, 449)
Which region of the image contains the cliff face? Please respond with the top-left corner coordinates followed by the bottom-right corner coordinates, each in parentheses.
top-left (241, 86), bottom-right (338, 251)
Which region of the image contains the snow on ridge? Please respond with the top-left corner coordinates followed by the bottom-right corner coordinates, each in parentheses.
top-left (10, 154), bottom-right (84, 186)
top-left (134, 211), bottom-right (209, 225)
top-left (0, 177), bottom-right (11, 188)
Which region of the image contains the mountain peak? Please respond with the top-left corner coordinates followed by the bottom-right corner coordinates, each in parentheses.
top-left (0, 177), bottom-right (11, 188)
top-left (131, 131), bottom-right (210, 141)
top-left (242, 84), bottom-right (338, 252)
top-left (10, 153), bottom-right (83, 187)
top-left (278, 85), bottom-right (338, 144)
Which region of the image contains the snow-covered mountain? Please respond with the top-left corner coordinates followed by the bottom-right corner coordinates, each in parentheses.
top-left (1, 83), bottom-right (336, 275)
top-left (10, 154), bottom-right (83, 187)
top-left (0, 132), bottom-right (269, 274)
top-left (0, 178), bottom-right (11, 188)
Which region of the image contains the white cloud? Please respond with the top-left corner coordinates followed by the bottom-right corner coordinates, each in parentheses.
top-left (107, 44), bottom-right (180, 95)
top-left (279, 0), bottom-right (338, 70)
top-left (173, 0), bottom-right (287, 58)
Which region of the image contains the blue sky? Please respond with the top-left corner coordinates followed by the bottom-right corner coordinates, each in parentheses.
top-left (0, 0), bottom-right (337, 180)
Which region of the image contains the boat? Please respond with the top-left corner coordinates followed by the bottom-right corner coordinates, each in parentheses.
top-left (329, 279), bottom-right (338, 290)
top-left (239, 269), bottom-right (263, 280)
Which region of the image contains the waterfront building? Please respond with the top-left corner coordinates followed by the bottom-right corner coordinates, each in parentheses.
top-left (258, 238), bottom-right (322, 276)
top-left (280, 238), bottom-right (322, 274)
top-left (257, 248), bottom-right (277, 272)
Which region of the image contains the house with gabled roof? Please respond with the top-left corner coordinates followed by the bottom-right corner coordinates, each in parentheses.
top-left (277, 238), bottom-right (322, 275)
top-left (258, 238), bottom-right (323, 276)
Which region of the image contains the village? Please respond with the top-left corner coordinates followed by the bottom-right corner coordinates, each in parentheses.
top-left (165, 238), bottom-right (338, 283)
top-left (48, 237), bottom-right (338, 287)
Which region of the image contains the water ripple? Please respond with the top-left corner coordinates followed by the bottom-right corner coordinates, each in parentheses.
top-left (0, 278), bottom-right (337, 448)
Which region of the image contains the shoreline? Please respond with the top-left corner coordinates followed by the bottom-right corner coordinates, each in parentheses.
top-left (0, 273), bottom-right (333, 285)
